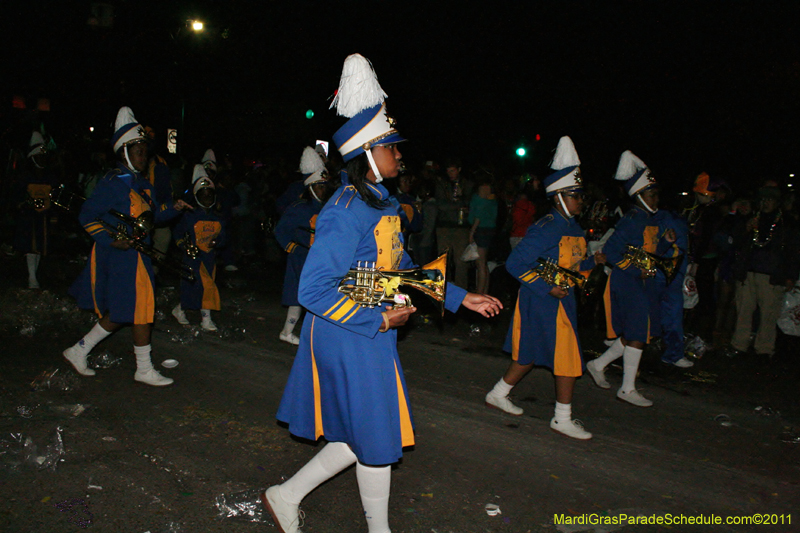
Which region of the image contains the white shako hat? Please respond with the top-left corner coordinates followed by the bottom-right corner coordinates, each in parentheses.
top-left (330, 54), bottom-right (406, 164)
top-left (111, 106), bottom-right (147, 153)
top-left (615, 150), bottom-right (656, 197)
top-left (544, 136), bottom-right (583, 197)
top-left (28, 131), bottom-right (47, 158)
top-left (192, 164), bottom-right (215, 194)
top-left (299, 146), bottom-right (328, 186)
top-left (201, 149), bottom-right (217, 172)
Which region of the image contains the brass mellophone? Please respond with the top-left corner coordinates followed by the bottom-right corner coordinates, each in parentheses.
top-left (533, 257), bottom-right (587, 291)
top-left (338, 253), bottom-right (447, 316)
top-left (99, 210), bottom-right (197, 282)
top-left (623, 245), bottom-right (683, 284)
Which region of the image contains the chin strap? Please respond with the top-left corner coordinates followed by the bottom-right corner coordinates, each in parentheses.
top-left (123, 144), bottom-right (135, 173)
top-left (309, 185), bottom-right (322, 203)
top-left (365, 149), bottom-right (383, 183)
top-left (637, 194), bottom-right (657, 214)
top-left (557, 192), bottom-right (573, 218)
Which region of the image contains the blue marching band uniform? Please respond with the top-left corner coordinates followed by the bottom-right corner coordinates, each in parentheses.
top-left (486, 136), bottom-right (597, 441)
top-left (505, 209), bottom-right (596, 377)
top-left (276, 180), bottom-right (467, 465)
top-left (174, 205), bottom-right (224, 312)
top-left (274, 196), bottom-right (322, 308)
top-left (70, 163), bottom-right (179, 324)
top-left (603, 206), bottom-right (674, 344)
top-left (263, 54), bottom-right (501, 533)
top-left (587, 150), bottom-right (678, 408)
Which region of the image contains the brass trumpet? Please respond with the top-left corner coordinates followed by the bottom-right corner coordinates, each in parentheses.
top-left (177, 232), bottom-right (200, 260)
top-left (99, 211), bottom-right (196, 282)
top-left (623, 245), bottom-right (683, 284)
top-left (338, 253), bottom-right (447, 316)
top-left (533, 257), bottom-right (587, 291)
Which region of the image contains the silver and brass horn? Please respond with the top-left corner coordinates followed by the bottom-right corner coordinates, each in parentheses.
top-left (49, 185), bottom-right (85, 211)
top-left (98, 210), bottom-right (196, 282)
top-left (623, 245), bottom-right (683, 284)
top-left (338, 253), bottom-right (447, 316)
top-left (533, 257), bottom-right (587, 292)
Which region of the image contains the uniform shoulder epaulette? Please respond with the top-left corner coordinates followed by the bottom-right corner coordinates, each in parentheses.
top-left (332, 185), bottom-right (358, 209)
top-left (101, 168), bottom-right (122, 182)
top-left (534, 214), bottom-right (555, 228)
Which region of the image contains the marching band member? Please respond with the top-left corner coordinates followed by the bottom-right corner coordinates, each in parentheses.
top-left (485, 136), bottom-right (604, 440)
top-left (586, 150), bottom-right (676, 406)
top-left (63, 107), bottom-right (192, 386)
top-left (273, 146), bottom-right (335, 345)
top-left (172, 164), bottom-right (225, 331)
top-left (263, 54), bottom-right (502, 533)
top-left (15, 131), bottom-right (56, 289)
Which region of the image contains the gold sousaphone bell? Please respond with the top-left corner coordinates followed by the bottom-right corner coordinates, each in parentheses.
top-left (623, 245), bottom-right (683, 284)
top-left (338, 252), bottom-right (448, 316)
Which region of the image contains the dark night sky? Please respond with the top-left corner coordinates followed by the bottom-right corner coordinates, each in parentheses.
top-left (3, 1), bottom-right (800, 193)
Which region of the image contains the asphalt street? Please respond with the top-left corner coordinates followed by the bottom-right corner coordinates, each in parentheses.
top-left (1, 255), bottom-right (798, 533)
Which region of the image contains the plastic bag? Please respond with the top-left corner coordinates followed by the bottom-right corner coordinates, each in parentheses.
top-left (460, 242), bottom-right (479, 262)
top-left (778, 287), bottom-right (800, 336)
top-left (683, 273), bottom-right (699, 309)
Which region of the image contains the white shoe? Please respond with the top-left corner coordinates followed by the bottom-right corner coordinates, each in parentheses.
top-left (617, 389), bottom-right (653, 407)
top-left (201, 318), bottom-right (218, 332)
top-left (669, 357), bottom-right (695, 368)
top-left (172, 306), bottom-right (189, 325)
top-left (279, 332), bottom-right (300, 345)
top-left (261, 486), bottom-right (303, 533)
top-left (224, 264), bottom-right (239, 272)
top-left (63, 346), bottom-right (96, 377)
top-left (485, 390), bottom-right (523, 415)
top-left (134, 369), bottom-right (174, 387)
top-left (586, 359), bottom-right (610, 389)
top-left (550, 417), bottom-right (593, 440)
top-left (28, 279), bottom-right (40, 289)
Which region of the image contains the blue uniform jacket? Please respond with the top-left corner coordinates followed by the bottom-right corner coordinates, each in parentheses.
top-left (276, 181), bottom-right (466, 465)
top-left (70, 164), bottom-right (179, 324)
top-left (603, 206), bottom-right (672, 343)
top-left (274, 197), bottom-right (323, 306)
top-left (174, 207), bottom-right (225, 310)
top-left (504, 209), bottom-right (595, 375)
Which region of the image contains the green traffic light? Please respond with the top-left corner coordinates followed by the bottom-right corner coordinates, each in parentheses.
top-left (516, 147), bottom-right (526, 157)
top-left (305, 109), bottom-right (315, 119)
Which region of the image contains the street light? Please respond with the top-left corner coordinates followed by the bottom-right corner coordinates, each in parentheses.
top-left (191, 20), bottom-right (204, 32)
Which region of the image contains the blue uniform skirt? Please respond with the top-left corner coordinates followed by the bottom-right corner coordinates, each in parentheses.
top-left (605, 269), bottom-right (660, 344)
top-left (504, 289), bottom-right (584, 377)
top-left (70, 244), bottom-right (155, 324)
top-left (276, 312), bottom-right (414, 466)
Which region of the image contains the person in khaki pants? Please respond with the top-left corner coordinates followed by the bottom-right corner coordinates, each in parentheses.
top-left (726, 185), bottom-right (799, 357)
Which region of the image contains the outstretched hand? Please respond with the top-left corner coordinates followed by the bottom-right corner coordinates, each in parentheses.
top-left (462, 293), bottom-right (503, 317)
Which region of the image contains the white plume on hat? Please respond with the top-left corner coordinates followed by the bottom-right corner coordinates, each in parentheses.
top-left (202, 149), bottom-right (217, 171)
top-left (300, 146), bottom-right (327, 186)
top-left (28, 131), bottom-right (46, 158)
top-left (615, 150), bottom-right (647, 181)
top-left (330, 54), bottom-right (387, 118)
top-left (550, 136), bottom-right (581, 171)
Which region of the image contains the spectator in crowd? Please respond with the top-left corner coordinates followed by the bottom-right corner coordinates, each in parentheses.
top-left (468, 176), bottom-right (498, 294)
top-left (724, 184), bottom-right (800, 358)
top-left (435, 158), bottom-right (473, 288)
